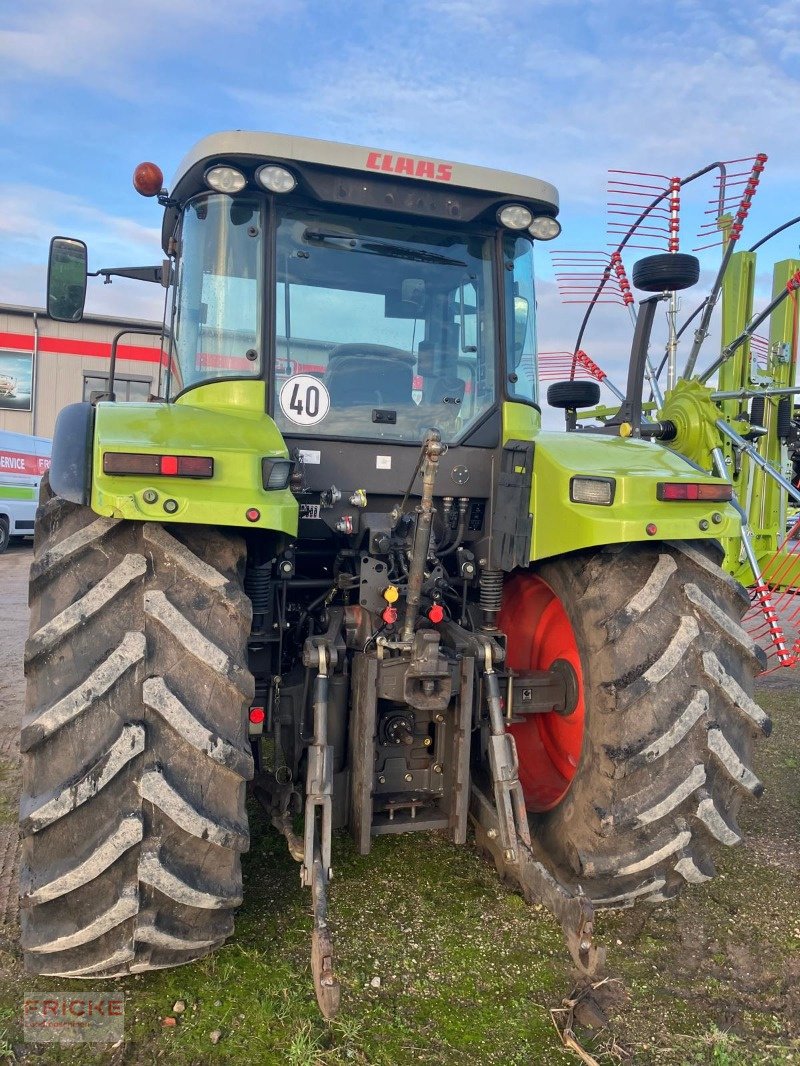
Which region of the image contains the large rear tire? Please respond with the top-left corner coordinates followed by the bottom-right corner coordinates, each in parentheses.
top-left (19, 476), bottom-right (254, 976)
top-left (499, 541), bottom-right (769, 907)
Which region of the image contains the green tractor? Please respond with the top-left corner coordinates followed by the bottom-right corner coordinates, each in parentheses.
top-left (20, 133), bottom-right (768, 1014)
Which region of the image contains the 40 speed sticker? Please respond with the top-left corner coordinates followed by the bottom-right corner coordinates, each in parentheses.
top-left (279, 374), bottom-right (330, 426)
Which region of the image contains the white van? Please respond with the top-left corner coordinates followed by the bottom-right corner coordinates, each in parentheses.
top-left (0, 430), bottom-right (52, 553)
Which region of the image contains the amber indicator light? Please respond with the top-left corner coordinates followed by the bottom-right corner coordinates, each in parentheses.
top-left (133, 161), bottom-right (164, 197)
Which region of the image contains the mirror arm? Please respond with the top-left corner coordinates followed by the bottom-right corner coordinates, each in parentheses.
top-left (90, 266), bottom-right (164, 285)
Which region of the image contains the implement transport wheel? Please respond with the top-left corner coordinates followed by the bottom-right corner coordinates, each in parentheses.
top-left (632, 252), bottom-right (700, 293)
top-left (499, 541), bottom-right (769, 908)
top-left (19, 475), bottom-right (254, 976)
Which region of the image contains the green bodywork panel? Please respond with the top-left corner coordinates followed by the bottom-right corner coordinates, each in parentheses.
top-left (717, 250), bottom-right (757, 416)
top-left (733, 259), bottom-right (800, 583)
top-left (528, 429), bottom-right (738, 561)
top-left (91, 380), bottom-right (298, 535)
top-left (502, 401), bottom-right (541, 442)
top-left (718, 257), bottom-right (800, 585)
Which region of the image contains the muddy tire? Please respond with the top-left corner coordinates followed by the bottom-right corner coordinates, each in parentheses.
top-left (500, 540), bottom-right (769, 908)
top-left (19, 475), bottom-right (254, 976)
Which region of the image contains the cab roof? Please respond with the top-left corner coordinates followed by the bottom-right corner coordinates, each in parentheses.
top-left (169, 131), bottom-right (559, 212)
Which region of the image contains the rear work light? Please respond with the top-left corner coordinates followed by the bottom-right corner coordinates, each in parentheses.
top-left (570, 476), bottom-right (615, 505)
top-left (204, 165), bottom-right (246, 193)
top-left (103, 453), bottom-right (214, 478)
top-left (262, 458), bottom-right (293, 490)
top-left (256, 164), bottom-right (296, 193)
top-left (657, 482), bottom-right (733, 502)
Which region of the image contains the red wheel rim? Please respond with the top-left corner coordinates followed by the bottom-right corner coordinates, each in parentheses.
top-left (498, 573), bottom-right (586, 812)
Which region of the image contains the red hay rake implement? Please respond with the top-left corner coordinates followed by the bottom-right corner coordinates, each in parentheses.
top-left (743, 528), bottom-right (800, 672)
top-left (548, 153), bottom-right (800, 673)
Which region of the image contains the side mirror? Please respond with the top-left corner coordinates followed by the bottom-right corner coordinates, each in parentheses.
top-left (47, 237), bottom-right (88, 322)
top-left (513, 295), bottom-right (530, 355)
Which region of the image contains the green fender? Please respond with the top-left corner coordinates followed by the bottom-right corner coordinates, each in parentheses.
top-left (502, 401), bottom-right (740, 562)
top-left (90, 380), bottom-right (298, 535)
top-left (529, 431), bottom-right (739, 561)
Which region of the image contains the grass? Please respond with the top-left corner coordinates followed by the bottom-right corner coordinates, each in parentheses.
top-left (0, 686), bottom-right (797, 1063)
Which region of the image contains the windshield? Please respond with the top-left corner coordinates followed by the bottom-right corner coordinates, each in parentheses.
top-left (169, 194), bottom-right (264, 395)
top-left (272, 207), bottom-right (496, 442)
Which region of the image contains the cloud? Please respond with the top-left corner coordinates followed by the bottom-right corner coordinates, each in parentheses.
top-left (0, 183), bottom-right (160, 259)
top-left (224, 1), bottom-right (799, 228)
top-left (0, 182), bottom-right (164, 324)
top-left (0, 0), bottom-right (300, 87)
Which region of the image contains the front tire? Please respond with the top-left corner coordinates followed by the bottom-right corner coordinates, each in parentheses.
top-left (19, 477), bottom-right (254, 976)
top-left (499, 541), bottom-right (769, 907)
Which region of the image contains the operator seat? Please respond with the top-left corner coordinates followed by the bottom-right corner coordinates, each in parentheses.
top-left (325, 344), bottom-right (414, 407)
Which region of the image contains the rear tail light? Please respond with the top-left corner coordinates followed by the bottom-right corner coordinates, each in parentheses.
top-left (249, 705), bottom-right (265, 735)
top-left (657, 482), bottom-right (732, 502)
top-left (103, 452), bottom-right (214, 478)
top-left (174, 455), bottom-right (214, 477)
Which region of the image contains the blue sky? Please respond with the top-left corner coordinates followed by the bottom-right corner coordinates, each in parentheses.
top-left (0, 0), bottom-right (798, 396)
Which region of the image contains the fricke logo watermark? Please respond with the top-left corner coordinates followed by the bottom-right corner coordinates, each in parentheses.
top-left (24, 991), bottom-right (124, 1043)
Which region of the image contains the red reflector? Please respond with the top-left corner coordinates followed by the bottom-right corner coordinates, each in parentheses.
top-left (249, 707), bottom-right (265, 724)
top-left (646, 523), bottom-right (658, 536)
top-left (160, 455), bottom-right (179, 476)
top-left (177, 455), bottom-right (214, 478)
top-left (246, 508), bottom-right (261, 522)
top-left (103, 452), bottom-right (161, 475)
top-left (658, 482), bottom-right (733, 502)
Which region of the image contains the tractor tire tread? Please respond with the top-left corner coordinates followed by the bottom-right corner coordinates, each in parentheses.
top-left (527, 540), bottom-right (764, 907)
top-left (20, 474), bottom-right (253, 977)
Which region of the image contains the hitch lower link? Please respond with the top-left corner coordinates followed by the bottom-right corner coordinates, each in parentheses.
top-left (472, 639), bottom-right (605, 978)
top-left (301, 641), bottom-right (341, 1019)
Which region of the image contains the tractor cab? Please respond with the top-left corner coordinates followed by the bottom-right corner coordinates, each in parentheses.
top-left (156, 134), bottom-right (560, 550)
top-left (160, 132), bottom-right (559, 446)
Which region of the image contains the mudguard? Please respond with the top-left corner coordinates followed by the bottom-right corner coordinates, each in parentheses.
top-left (49, 402), bottom-right (95, 505)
